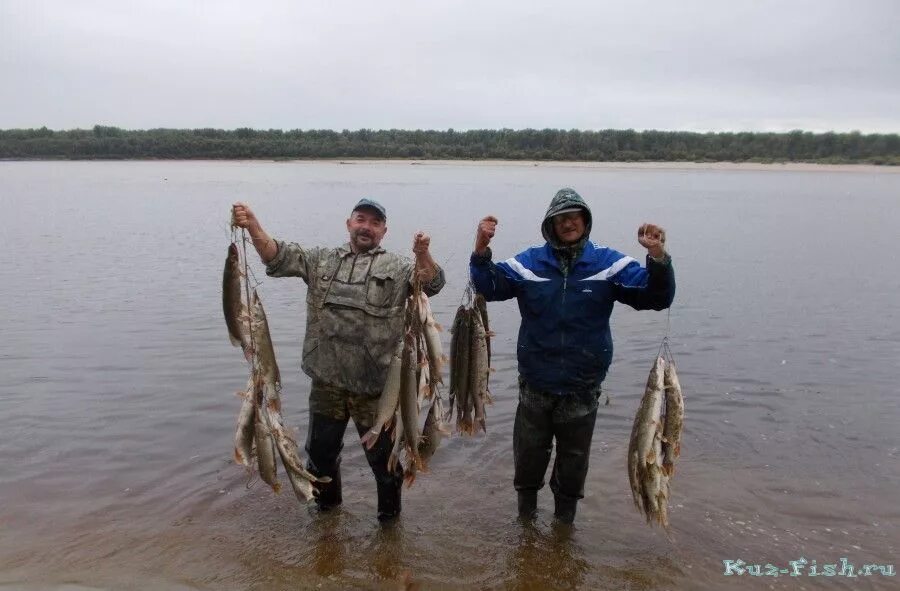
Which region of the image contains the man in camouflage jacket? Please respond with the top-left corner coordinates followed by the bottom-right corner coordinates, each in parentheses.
top-left (232, 198), bottom-right (445, 521)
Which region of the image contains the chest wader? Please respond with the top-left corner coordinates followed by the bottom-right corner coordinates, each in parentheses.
top-left (304, 400), bottom-right (402, 521)
top-left (304, 255), bottom-right (404, 521)
top-left (513, 378), bottom-right (600, 524)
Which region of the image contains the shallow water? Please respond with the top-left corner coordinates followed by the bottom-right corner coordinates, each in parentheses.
top-left (1, 160), bottom-right (898, 590)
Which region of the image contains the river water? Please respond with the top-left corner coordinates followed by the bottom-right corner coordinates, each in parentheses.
top-left (1, 160), bottom-right (898, 590)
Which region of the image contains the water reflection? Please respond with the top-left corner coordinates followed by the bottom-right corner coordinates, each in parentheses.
top-left (368, 522), bottom-right (405, 583)
top-left (505, 521), bottom-right (588, 591)
top-left (308, 512), bottom-right (346, 578)
top-left (304, 509), bottom-right (417, 588)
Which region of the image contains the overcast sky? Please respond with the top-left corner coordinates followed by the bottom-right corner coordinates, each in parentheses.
top-left (1, 0), bottom-right (898, 133)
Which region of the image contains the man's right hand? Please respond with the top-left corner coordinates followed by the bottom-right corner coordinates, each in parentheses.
top-left (475, 216), bottom-right (498, 256)
top-left (232, 202), bottom-right (278, 264)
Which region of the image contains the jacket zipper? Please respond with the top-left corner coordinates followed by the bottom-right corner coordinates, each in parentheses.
top-left (560, 269), bottom-right (568, 378)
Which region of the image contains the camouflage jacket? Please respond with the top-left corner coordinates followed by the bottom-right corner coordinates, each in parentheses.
top-left (266, 241), bottom-right (445, 395)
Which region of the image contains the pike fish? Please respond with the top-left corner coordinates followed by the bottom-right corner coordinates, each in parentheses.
top-left (447, 299), bottom-right (493, 435)
top-left (474, 294), bottom-right (491, 367)
top-left (447, 306), bottom-right (468, 416)
top-left (661, 361), bottom-right (684, 477)
top-left (387, 409), bottom-right (405, 475)
top-left (233, 375), bottom-right (256, 468)
top-left (627, 355), bottom-right (682, 530)
top-left (251, 289), bottom-right (327, 501)
top-left (222, 243), bottom-right (253, 361)
top-left (398, 331), bottom-right (422, 470)
top-left (360, 340), bottom-right (403, 449)
top-left (641, 422), bottom-right (670, 528)
top-left (419, 293), bottom-right (444, 390)
top-left (418, 397), bottom-right (449, 469)
top-left (469, 309), bottom-right (490, 433)
top-left (627, 356), bottom-right (664, 518)
top-left (452, 309), bottom-right (473, 432)
top-left (405, 397), bottom-right (449, 486)
top-left (253, 379), bottom-right (279, 492)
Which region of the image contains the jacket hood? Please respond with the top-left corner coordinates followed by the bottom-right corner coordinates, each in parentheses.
top-left (541, 188), bottom-right (593, 248)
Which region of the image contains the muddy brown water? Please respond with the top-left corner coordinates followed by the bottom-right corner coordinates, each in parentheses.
top-left (1, 161), bottom-right (898, 590)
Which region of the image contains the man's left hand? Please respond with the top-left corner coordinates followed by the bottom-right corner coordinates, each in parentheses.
top-left (638, 223), bottom-right (667, 259)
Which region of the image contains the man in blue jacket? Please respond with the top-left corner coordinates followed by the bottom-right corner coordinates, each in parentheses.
top-left (469, 188), bottom-right (675, 524)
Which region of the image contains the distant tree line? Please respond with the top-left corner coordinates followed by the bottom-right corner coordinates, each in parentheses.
top-left (0, 125), bottom-right (897, 164)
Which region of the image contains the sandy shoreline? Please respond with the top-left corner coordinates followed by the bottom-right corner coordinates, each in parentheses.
top-left (330, 159), bottom-right (900, 173)
top-left (2, 158), bottom-right (898, 173)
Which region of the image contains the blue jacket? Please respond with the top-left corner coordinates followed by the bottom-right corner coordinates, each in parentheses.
top-left (470, 242), bottom-right (675, 395)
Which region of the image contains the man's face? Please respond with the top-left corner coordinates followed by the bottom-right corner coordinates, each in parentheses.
top-left (551, 211), bottom-right (586, 245)
top-left (346, 208), bottom-right (387, 252)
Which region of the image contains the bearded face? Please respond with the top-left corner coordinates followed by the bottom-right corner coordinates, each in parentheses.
top-left (346, 209), bottom-right (387, 252)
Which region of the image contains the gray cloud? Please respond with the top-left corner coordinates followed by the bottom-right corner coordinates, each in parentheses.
top-left (1, 0), bottom-right (898, 132)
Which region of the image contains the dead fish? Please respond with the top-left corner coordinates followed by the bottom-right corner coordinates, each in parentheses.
top-left (418, 397), bottom-right (450, 469)
top-left (405, 397), bottom-right (449, 487)
top-left (469, 309), bottom-right (490, 433)
top-left (233, 376), bottom-right (256, 468)
top-left (251, 289), bottom-right (327, 500)
top-left (626, 432), bottom-right (643, 515)
top-left (661, 360), bottom-right (684, 477)
top-left (399, 330), bottom-right (422, 470)
top-left (223, 243), bottom-right (252, 361)
top-left (474, 293), bottom-right (491, 367)
top-left (627, 356), bottom-right (665, 516)
top-left (419, 293), bottom-right (444, 389)
top-left (250, 290), bottom-right (280, 389)
top-left (387, 409), bottom-right (405, 475)
top-left (361, 340), bottom-right (403, 449)
top-left (636, 357), bottom-right (665, 468)
top-left (417, 334), bottom-right (430, 402)
top-left (447, 306), bottom-right (467, 416)
top-left (253, 382), bottom-right (279, 493)
top-left (640, 420), bottom-right (670, 529)
top-left (263, 383), bottom-right (328, 502)
top-left (452, 309), bottom-right (472, 432)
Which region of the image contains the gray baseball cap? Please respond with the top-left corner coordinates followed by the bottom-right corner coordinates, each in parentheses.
top-left (352, 198), bottom-right (387, 220)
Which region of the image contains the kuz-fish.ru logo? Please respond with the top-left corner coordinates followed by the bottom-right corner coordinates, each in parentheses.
top-left (723, 557), bottom-right (895, 578)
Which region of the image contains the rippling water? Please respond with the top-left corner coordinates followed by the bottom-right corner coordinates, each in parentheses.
top-left (1, 161), bottom-right (898, 590)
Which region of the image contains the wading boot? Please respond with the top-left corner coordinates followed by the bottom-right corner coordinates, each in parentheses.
top-left (305, 413), bottom-right (348, 512)
top-left (315, 468), bottom-right (342, 512)
top-left (553, 496), bottom-right (577, 525)
top-left (518, 491), bottom-right (538, 519)
top-left (376, 480), bottom-right (402, 522)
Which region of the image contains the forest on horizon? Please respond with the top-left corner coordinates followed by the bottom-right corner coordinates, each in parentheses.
top-left (1, 126), bottom-right (897, 164)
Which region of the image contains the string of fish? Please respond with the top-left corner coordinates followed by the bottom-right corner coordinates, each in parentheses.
top-left (223, 220), bottom-right (329, 502)
top-left (627, 307), bottom-right (685, 533)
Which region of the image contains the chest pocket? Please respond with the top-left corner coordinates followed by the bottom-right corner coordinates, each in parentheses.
top-left (521, 281), bottom-right (556, 316)
top-left (366, 272), bottom-right (396, 308)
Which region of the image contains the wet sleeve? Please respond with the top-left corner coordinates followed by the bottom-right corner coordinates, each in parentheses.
top-left (611, 254), bottom-right (675, 311)
top-left (265, 240), bottom-right (317, 282)
top-left (469, 248), bottom-right (519, 302)
top-left (421, 263), bottom-right (446, 297)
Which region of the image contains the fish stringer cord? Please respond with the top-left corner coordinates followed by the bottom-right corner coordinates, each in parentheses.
top-left (239, 228), bottom-right (259, 375)
top-left (657, 307), bottom-right (675, 363)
